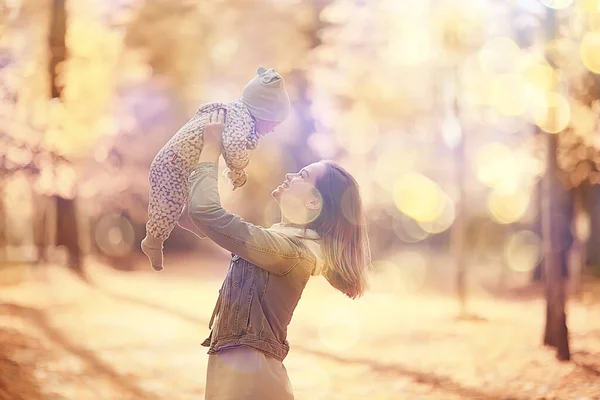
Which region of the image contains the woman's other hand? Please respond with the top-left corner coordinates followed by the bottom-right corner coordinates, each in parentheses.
top-left (199, 108), bottom-right (226, 164)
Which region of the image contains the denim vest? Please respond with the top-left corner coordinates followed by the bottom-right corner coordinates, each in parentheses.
top-left (188, 163), bottom-right (319, 361)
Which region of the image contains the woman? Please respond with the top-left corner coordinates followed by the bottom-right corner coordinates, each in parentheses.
top-left (186, 109), bottom-right (371, 399)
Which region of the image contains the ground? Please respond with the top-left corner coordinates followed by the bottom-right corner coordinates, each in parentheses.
top-left (0, 254), bottom-right (598, 400)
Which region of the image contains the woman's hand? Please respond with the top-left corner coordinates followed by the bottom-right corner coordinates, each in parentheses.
top-left (199, 108), bottom-right (226, 164)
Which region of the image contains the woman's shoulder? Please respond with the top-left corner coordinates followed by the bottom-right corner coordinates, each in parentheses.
top-left (267, 225), bottom-right (320, 246)
top-left (268, 224), bottom-right (324, 275)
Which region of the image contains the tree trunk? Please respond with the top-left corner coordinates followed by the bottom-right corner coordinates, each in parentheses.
top-left (0, 173), bottom-right (6, 264)
top-left (569, 184), bottom-right (587, 297)
top-left (532, 183), bottom-right (569, 284)
top-left (453, 130), bottom-right (467, 315)
top-left (33, 192), bottom-right (49, 264)
top-left (541, 7), bottom-right (570, 361)
top-left (55, 195), bottom-right (81, 269)
top-left (532, 179), bottom-right (544, 282)
top-left (49, 0), bottom-right (66, 99)
top-left (541, 133), bottom-right (571, 361)
top-left (48, 0), bottom-right (83, 274)
top-left (587, 184), bottom-right (600, 271)
top-left (446, 69), bottom-right (468, 317)
top-left (541, 147), bottom-right (572, 361)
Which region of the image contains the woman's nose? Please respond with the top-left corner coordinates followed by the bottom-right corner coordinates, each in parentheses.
top-left (285, 173), bottom-right (293, 180)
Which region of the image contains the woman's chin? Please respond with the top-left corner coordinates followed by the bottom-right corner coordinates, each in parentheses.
top-left (271, 189), bottom-right (282, 199)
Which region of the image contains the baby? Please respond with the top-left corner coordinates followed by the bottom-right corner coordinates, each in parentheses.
top-left (141, 67), bottom-right (290, 271)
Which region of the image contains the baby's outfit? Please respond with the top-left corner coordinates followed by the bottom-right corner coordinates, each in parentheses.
top-left (141, 67), bottom-right (291, 271)
top-left (141, 100), bottom-right (257, 271)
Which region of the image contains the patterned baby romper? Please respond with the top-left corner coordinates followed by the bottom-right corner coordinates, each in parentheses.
top-left (142, 99), bottom-right (257, 271)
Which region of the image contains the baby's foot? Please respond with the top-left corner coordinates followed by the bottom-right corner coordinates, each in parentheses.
top-left (177, 207), bottom-right (207, 239)
top-left (141, 235), bottom-right (165, 271)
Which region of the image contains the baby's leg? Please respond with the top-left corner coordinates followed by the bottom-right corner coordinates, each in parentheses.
top-left (140, 234), bottom-right (164, 272)
top-left (142, 157), bottom-right (189, 271)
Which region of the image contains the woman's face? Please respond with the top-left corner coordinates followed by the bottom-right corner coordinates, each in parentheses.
top-left (272, 162), bottom-right (328, 224)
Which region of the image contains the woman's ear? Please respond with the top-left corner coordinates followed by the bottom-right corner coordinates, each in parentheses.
top-left (306, 197), bottom-right (322, 210)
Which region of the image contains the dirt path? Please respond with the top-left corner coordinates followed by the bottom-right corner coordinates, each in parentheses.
top-left (0, 259), bottom-right (598, 400)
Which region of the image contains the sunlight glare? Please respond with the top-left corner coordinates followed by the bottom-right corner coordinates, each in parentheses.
top-left (390, 251), bottom-right (428, 293)
top-left (334, 103), bottom-right (379, 154)
top-left (373, 147), bottom-right (417, 190)
top-left (490, 73), bottom-right (528, 116)
top-left (287, 360), bottom-right (331, 400)
top-left (478, 37), bottom-right (521, 75)
top-left (317, 307), bottom-right (362, 352)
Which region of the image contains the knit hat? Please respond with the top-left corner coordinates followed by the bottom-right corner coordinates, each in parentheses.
top-left (242, 67), bottom-right (290, 122)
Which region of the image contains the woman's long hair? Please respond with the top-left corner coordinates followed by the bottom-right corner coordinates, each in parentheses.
top-left (306, 160), bottom-right (371, 299)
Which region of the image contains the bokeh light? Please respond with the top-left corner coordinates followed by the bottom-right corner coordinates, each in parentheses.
top-left (308, 131), bottom-right (338, 159)
top-left (588, 12), bottom-right (600, 33)
top-left (392, 213), bottom-right (430, 243)
top-left (541, 0), bottom-right (573, 10)
top-left (580, 0), bottom-right (600, 13)
top-left (392, 172), bottom-right (445, 223)
top-left (373, 145), bottom-right (418, 190)
top-left (383, 24), bottom-right (432, 67)
top-left (94, 213), bottom-right (136, 257)
top-left (441, 113), bottom-right (462, 149)
top-left (580, 31), bottom-right (600, 74)
top-left (574, 210), bottom-right (591, 241)
top-left (370, 252), bottom-right (429, 294)
top-left (210, 38), bottom-right (239, 66)
top-left (490, 73), bottom-right (528, 116)
top-left (475, 142), bottom-right (531, 195)
top-left (334, 102), bottom-right (379, 154)
top-left (417, 193), bottom-right (456, 234)
top-left (504, 230), bottom-right (542, 273)
top-left (529, 91), bottom-right (571, 134)
top-left (487, 188), bottom-right (531, 224)
top-left (55, 164), bottom-right (77, 200)
top-left (520, 55), bottom-right (556, 93)
top-left (478, 37), bottom-right (521, 75)
top-left (460, 55), bottom-right (493, 107)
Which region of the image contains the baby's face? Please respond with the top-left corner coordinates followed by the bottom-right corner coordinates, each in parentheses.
top-left (255, 118), bottom-right (281, 137)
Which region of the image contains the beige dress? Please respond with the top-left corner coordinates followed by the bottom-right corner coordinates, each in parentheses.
top-left (205, 345), bottom-right (294, 399)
